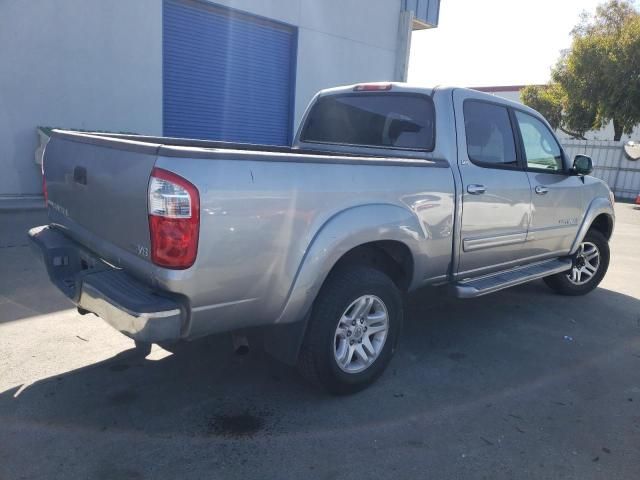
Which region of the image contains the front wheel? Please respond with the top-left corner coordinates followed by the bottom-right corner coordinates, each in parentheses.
top-left (297, 265), bottom-right (403, 395)
top-left (544, 229), bottom-right (610, 296)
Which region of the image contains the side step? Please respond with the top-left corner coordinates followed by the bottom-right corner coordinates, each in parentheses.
top-left (454, 258), bottom-right (572, 299)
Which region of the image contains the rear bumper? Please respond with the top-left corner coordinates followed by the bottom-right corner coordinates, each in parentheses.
top-left (28, 225), bottom-right (184, 343)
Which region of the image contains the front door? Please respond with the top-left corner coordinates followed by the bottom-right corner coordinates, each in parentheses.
top-left (453, 90), bottom-right (532, 277)
top-left (512, 110), bottom-right (583, 257)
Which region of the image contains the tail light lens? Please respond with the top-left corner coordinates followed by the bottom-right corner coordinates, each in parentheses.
top-left (148, 168), bottom-right (199, 269)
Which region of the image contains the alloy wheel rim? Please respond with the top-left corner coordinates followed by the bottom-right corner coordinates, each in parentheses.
top-left (333, 295), bottom-right (389, 374)
top-left (566, 241), bottom-right (600, 286)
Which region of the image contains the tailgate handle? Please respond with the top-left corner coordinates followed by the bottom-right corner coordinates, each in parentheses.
top-left (73, 166), bottom-right (87, 185)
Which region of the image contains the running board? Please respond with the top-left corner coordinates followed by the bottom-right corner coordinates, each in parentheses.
top-left (454, 258), bottom-right (573, 299)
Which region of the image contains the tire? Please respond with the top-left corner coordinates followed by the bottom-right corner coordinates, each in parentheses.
top-left (298, 265), bottom-right (403, 395)
top-left (543, 229), bottom-right (610, 296)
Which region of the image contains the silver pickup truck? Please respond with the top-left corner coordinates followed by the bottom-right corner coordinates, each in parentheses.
top-left (30, 83), bottom-right (615, 394)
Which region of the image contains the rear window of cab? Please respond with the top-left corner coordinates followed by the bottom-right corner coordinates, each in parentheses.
top-left (301, 93), bottom-right (435, 151)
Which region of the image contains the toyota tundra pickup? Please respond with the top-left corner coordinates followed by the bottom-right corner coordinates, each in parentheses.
top-left (29, 83), bottom-right (615, 393)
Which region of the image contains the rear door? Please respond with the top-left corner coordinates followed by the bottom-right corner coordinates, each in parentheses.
top-left (453, 90), bottom-right (532, 277)
top-left (512, 110), bottom-right (583, 257)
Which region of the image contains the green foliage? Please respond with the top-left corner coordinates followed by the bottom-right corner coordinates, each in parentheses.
top-left (521, 1), bottom-right (640, 140)
top-left (520, 84), bottom-right (564, 131)
top-left (520, 83), bottom-right (593, 140)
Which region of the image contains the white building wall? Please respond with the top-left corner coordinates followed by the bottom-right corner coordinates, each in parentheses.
top-left (212, 0), bottom-right (402, 127)
top-left (0, 0), bottom-right (163, 197)
top-left (294, 0), bottom-right (401, 125)
top-left (0, 0), bottom-right (403, 198)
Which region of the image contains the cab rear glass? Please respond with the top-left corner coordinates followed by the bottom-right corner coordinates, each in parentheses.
top-left (301, 93), bottom-right (435, 151)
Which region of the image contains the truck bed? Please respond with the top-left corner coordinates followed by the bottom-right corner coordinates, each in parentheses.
top-left (43, 129), bottom-right (455, 339)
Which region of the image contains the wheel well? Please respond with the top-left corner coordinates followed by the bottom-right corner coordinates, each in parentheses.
top-left (329, 241), bottom-right (414, 291)
top-left (590, 214), bottom-right (613, 240)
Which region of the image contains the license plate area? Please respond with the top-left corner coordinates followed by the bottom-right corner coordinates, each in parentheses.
top-left (29, 225), bottom-right (110, 301)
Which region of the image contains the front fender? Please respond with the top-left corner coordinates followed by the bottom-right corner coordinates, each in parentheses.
top-left (569, 196), bottom-right (615, 254)
top-left (275, 203), bottom-right (426, 325)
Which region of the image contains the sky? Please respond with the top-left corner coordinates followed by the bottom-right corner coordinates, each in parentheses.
top-left (408, 0), bottom-right (604, 88)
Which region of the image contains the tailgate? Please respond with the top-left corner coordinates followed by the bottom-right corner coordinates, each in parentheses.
top-left (44, 132), bottom-right (159, 268)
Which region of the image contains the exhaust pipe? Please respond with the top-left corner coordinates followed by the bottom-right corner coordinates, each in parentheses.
top-left (232, 334), bottom-right (249, 355)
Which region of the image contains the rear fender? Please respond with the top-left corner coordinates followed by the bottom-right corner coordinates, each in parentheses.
top-left (264, 203), bottom-right (424, 364)
top-left (276, 203), bottom-right (425, 326)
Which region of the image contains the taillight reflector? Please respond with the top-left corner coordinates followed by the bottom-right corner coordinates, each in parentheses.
top-left (353, 83), bottom-right (393, 92)
top-left (148, 168), bottom-right (199, 269)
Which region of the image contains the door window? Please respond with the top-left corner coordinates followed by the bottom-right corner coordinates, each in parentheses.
top-left (463, 101), bottom-right (517, 166)
top-left (514, 111), bottom-right (564, 172)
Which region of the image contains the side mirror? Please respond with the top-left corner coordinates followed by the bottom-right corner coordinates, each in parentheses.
top-left (573, 154), bottom-right (593, 175)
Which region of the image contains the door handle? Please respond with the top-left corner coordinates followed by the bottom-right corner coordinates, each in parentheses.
top-left (467, 184), bottom-right (486, 195)
top-left (535, 185), bottom-right (549, 195)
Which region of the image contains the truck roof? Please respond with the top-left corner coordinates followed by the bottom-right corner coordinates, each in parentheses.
top-left (316, 82), bottom-right (542, 118)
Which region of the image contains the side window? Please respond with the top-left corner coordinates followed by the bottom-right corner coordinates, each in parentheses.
top-left (514, 111), bottom-right (564, 172)
top-left (463, 101), bottom-right (517, 166)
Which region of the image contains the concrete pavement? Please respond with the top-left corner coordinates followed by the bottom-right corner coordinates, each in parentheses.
top-left (0, 205), bottom-right (639, 479)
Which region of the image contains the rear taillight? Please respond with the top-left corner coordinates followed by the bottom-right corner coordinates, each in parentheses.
top-left (148, 168), bottom-right (199, 269)
top-left (636, 193), bottom-right (640, 205)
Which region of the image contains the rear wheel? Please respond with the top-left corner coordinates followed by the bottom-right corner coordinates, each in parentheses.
top-left (544, 229), bottom-right (609, 296)
top-left (298, 265), bottom-right (403, 395)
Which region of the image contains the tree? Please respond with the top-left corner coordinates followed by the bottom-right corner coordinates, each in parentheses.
top-left (520, 84), bottom-right (562, 131)
top-left (520, 83), bottom-right (592, 140)
top-left (522, 1), bottom-right (640, 141)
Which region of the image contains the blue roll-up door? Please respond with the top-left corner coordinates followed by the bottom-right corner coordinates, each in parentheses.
top-left (163, 0), bottom-right (297, 145)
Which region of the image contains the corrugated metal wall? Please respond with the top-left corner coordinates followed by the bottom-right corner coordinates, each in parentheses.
top-left (163, 0), bottom-right (297, 145)
top-left (402, 0), bottom-right (441, 28)
top-left (562, 140), bottom-right (640, 200)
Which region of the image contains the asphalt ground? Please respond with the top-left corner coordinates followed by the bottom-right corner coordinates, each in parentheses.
top-left (0, 203), bottom-right (638, 479)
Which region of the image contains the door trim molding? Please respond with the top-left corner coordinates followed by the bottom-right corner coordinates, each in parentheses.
top-left (462, 231), bottom-right (527, 252)
top-left (526, 222), bottom-right (578, 241)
